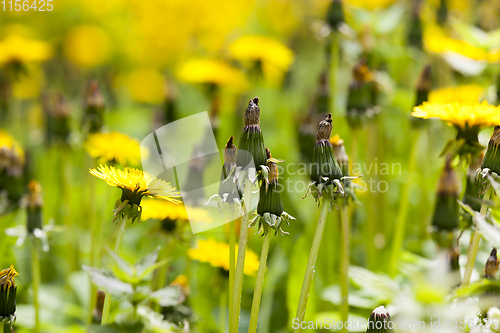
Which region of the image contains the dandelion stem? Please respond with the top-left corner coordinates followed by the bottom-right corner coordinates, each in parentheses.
top-left (0, 322), bottom-right (4, 333)
top-left (229, 219), bottom-right (236, 325)
top-left (339, 205), bottom-right (350, 333)
top-left (31, 237), bottom-right (41, 333)
top-left (462, 187), bottom-right (492, 287)
top-left (248, 231), bottom-right (272, 333)
top-left (294, 199), bottom-right (330, 333)
top-left (220, 286), bottom-right (228, 333)
top-left (101, 216), bottom-right (126, 325)
top-left (389, 131), bottom-right (421, 276)
top-left (329, 30), bottom-right (340, 117)
top-left (229, 180), bottom-right (252, 333)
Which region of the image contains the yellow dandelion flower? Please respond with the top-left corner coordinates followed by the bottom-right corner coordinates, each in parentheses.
top-left (330, 134), bottom-right (344, 146)
top-left (0, 35), bottom-right (51, 66)
top-left (89, 164), bottom-right (180, 223)
top-left (412, 101), bottom-right (500, 130)
top-left (84, 132), bottom-right (143, 166)
top-left (0, 130), bottom-right (25, 175)
top-left (170, 274), bottom-right (190, 295)
top-left (228, 35), bottom-right (294, 73)
top-left (118, 69), bottom-right (164, 104)
top-left (176, 59), bottom-right (248, 92)
top-left (188, 239), bottom-right (259, 276)
top-left (63, 25), bottom-right (111, 68)
top-left (141, 198), bottom-right (212, 224)
top-left (428, 85), bottom-right (484, 104)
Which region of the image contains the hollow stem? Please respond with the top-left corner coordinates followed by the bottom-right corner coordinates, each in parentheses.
top-left (389, 131), bottom-right (421, 276)
top-left (220, 287), bottom-right (228, 333)
top-left (339, 205), bottom-right (350, 333)
top-left (329, 30), bottom-right (340, 117)
top-left (248, 231), bottom-right (272, 333)
top-left (462, 187), bottom-right (492, 287)
top-left (229, 219), bottom-right (236, 325)
top-left (31, 237), bottom-right (41, 333)
top-left (101, 216), bottom-right (127, 325)
top-left (229, 180), bottom-right (252, 333)
top-left (294, 199), bottom-right (330, 333)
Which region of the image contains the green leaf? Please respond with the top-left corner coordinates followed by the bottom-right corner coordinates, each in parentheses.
top-left (150, 286), bottom-right (184, 307)
top-left (454, 279), bottom-right (500, 298)
top-left (83, 266), bottom-right (133, 296)
top-left (105, 247), bottom-right (134, 277)
top-left (135, 247), bottom-right (161, 277)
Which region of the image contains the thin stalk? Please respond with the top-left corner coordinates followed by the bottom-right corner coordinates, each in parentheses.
top-left (101, 216), bottom-right (127, 325)
top-left (0, 322), bottom-right (4, 333)
top-left (294, 199), bottom-right (330, 332)
top-left (229, 180), bottom-right (252, 333)
top-left (248, 231), bottom-right (272, 333)
top-left (229, 219), bottom-right (236, 323)
top-left (31, 238), bottom-right (41, 333)
top-left (329, 30), bottom-right (340, 117)
top-left (462, 188), bottom-right (492, 287)
top-left (389, 131), bottom-right (421, 276)
top-left (339, 205), bottom-right (350, 333)
top-left (220, 287), bottom-right (228, 333)
top-left (151, 237), bottom-right (174, 311)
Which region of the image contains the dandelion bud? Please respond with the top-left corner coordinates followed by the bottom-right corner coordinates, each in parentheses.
top-left (479, 248), bottom-right (500, 311)
top-left (485, 248), bottom-right (499, 278)
top-left (461, 153), bottom-right (483, 227)
top-left (482, 126), bottom-right (500, 175)
top-left (311, 114), bottom-right (343, 185)
top-left (431, 157), bottom-right (460, 232)
top-left (346, 59), bottom-right (380, 128)
top-left (91, 290), bottom-right (105, 324)
top-left (414, 65), bottom-right (432, 107)
top-left (326, 0), bottom-right (344, 31)
top-left (27, 180), bottom-right (43, 234)
top-left (219, 136), bottom-right (240, 203)
top-left (366, 306), bottom-right (394, 333)
top-left (407, 0), bottom-right (423, 49)
top-left (236, 97), bottom-right (267, 168)
top-left (163, 78), bottom-right (177, 124)
top-left (0, 265), bottom-right (18, 319)
top-left (82, 79), bottom-right (105, 134)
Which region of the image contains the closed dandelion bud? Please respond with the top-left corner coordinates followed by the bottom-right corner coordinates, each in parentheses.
top-left (407, 0), bottom-right (423, 49)
top-left (0, 265), bottom-right (18, 319)
top-left (163, 78), bottom-right (177, 124)
top-left (91, 290), bottom-right (105, 324)
top-left (219, 136), bottom-right (240, 202)
top-left (311, 114), bottom-right (343, 184)
top-left (331, 135), bottom-right (349, 177)
top-left (346, 59), bottom-right (380, 128)
top-left (479, 248), bottom-right (500, 311)
top-left (326, 0), bottom-right (344, 31)
top-left (236, 97), bottom-right (267, 168)
top-left (482, 126), bottom-right (500, 175)
top-left (366, 306), bottom-right (394, 333)
top-left (432, 157), bottom-right (460, 232)
top-left (27, 180), bottom-right (43, 234)
top-left (53, 93), bottom-right (72, 143)
top-left (82, 79), bottom-right (105, 134)
top-left (414, 65), bottom-right (432, 108)
top-left (461, 153), bottom-right (483, 227)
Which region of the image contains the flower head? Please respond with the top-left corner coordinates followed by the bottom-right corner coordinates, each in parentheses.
top-left (90, 164), bottom-right (180, 223)
top-left (85, 132), bottom-right (143, 166)
top-left (0, 35), bottom-right (51, 67)
top-left (366, 306), bottom-right (393, 333)
top-left (485, 248), bottom-right (499, 279)
top-left (188, 239), bottom-right (259, 276)
top-left (431, 157), bottom-right (460, 233)
top-left (482, 126), bottom-right (500, 175)
top-left (236, 97), bottom-right (267, 168)
top-left (0, 130), bottom-right (24, 177)
top-left (428, 85), bottom-right (484, 104)
top-left (0, 265), bottom-right (18, 319)
top-left (82, 79), bottom-right (105, 134)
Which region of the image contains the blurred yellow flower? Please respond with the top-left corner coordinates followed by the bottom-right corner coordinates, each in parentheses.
top-left (188, 238), bottom-right (259, 276)
top-left (412, 101), bottom-right (500, 129)
top-left (345, 0), bottom-right (396, 10)
top-left (0, 35), bottom-right (51, 66)
top-left (229, 35), bottom-right (294, 74)
top-left (0, 130), bottom-right (25, 163)
top-left (119, 70), bottom-right (164, 104)
top-left (89, 164), bottom-right (180, 203)
top-left (141, 198), bottom-right (212, 224)
top-left (12, 67), bottom-right (45, 100)
top-left (428, 85), bottom-right (484, 104)
top-left (171, 274), bottom-right (190, 295)
top-left (177, 59), bottom-right (248, 92)
top-left (85, 132), bottom-right (143, 166)
top-left (63, 25), bottom-right (111, 68)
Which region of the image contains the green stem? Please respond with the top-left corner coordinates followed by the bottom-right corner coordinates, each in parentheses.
top-left (229, 219), bottom-right (236, 326)
top-left (294, 199), bottom-right (330, 332)
top-left (220, 287), bottom-right (228, 333)
top-left (151, 237), bottom-right (174, 311)
top-left (0, 322), bottom-right (4, 333)
top-left (389, 131), bottom-right (421, 276)
top-left (31, 238), bottom-right (41, 333)
top-left (462, 188), bottom-right (492, 287)
top-left (229, 181), bottom-right (252, 333)
top-left (248, 231), bottom-right (272, 333)
top-left (339, 205), bottom-right (350, 333)
top-left (101, 217), bottom-right (126, 325)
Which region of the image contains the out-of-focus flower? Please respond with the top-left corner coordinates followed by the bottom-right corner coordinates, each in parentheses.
top-left (11, 67), bottom-right (44, 100)
top-left (228, 35), bottom-right (294, 83)
top-left (89, 164), bottom-right (180, 223)
top-left (82, 80), bottom-right (105, 134)
top-left (176, 59), bottom-right (248, 92)
top-left (170, 275), bottom-right (190, 296)
top-left (0, 130), bottom-right (25, 176)
top-left (118, 69), bottom-right (164, 104)
top-left (141, 198), bottom-right (212, 225)
top-left (0, 35), bottom-right (51, 66)
top-left (0, 265), bottom-right (18, 320)
top-left (63, 25), bottom-right (111, 68)
top-left (84, 132), bottom-right (143, 166)
top-left (344, 0), bottom-right (396, 10)
top-left (428, 85), bottom-right (484, 104)
top-left (412, 101), bottom-right (500, 130)
top-left (431, 157), bottom-right (460, 233)
top-left (188, 238), bottom-right (259, 276)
